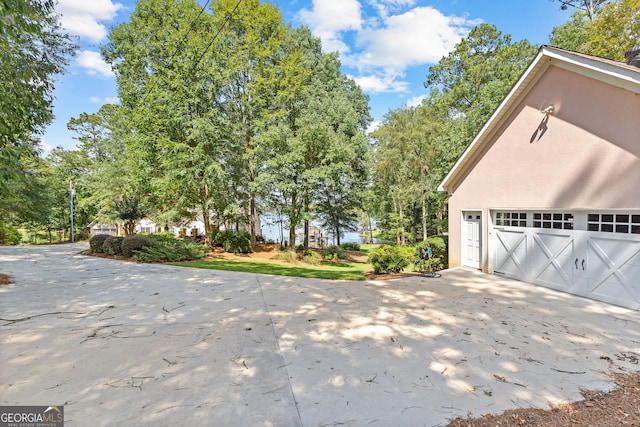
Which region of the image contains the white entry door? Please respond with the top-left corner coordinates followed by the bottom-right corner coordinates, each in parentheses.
top-left (462, 211), bottom-right (482, 269)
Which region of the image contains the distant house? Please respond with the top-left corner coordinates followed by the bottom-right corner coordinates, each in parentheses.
top-left (438, 46), bottom-right (640, 310)
top-left (89, 218), bottom-right (205, 238)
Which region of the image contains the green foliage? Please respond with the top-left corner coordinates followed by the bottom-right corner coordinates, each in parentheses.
top-left (102, 236), bottom-right (124, 256)
top-left (552, 0), bottom-right (640, 61)
top-left (121, 235), bottom-right (153, 258)
top-left (210, 230), bottom-right (235, 247)
top-left (0, 223), bottom-right (21, 245)
top-left (368, 245), bottom-right (411, 274)
top-left (89, 234), bottom-right (111, 253)
top-left (210, 230), bottom-right (252, 253)
top-left (223, 234), bottom-right (253, 254)
top-left (115, 194), bottom-right (146, 235)
top-left (134, 234), bottom-right (210, 263)
top-left (413, 236), bottom-right (448, 273)
top-left (275, 249), bottom-right (298, 263)
top-left (0, 0), bottom-right (75, 197)
top-left (340, 243), bottom-right (361, 251)
top-left (302, 250), bottom-right (322, 265)
top-left (322, 245), bottom-right (348, 260)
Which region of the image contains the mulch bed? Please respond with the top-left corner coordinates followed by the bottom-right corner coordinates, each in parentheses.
top-left (447, 371), bottom-right (640, 426)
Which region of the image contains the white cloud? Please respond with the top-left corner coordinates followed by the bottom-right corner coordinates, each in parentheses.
top-left (37, 138), bottom-right (54, 155)
top-left (57, 0), bottom-right (124, 43)
top-left (352, 73), bottom-right (409, 94)
top-left (300, 1), bottom-right (480, 94)
top-left (299, 0), bottom-right (362, 33)
top-left (76, 50), bottom-right (114, 78)
top-left (354, 7), bottom-right (478, 72)
top-left (366, 120), bottom-right (381, 135)
top-left (298, 0), bottom-right (362, 53)
top-left (90, 96), bottom-right (119, 105)
top-left (405, 95), bottom-right (426, 108)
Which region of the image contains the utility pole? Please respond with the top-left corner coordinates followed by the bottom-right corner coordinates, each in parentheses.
top-left (70, 180), bottom-right (75, 243)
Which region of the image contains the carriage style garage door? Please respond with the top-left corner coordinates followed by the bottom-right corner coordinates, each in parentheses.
top-left (492, 211), bottom-right (640, 310)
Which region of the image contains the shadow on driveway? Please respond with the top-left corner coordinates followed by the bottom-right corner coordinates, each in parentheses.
top-left (1, 243), bottom-right (639, 426)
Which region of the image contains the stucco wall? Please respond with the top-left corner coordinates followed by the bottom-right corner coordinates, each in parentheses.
top-left (447, 65), bottom-right (640, 270)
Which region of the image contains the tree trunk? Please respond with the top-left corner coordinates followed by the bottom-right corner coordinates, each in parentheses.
top-left (422, 189), bottom-right (428, 241)
top-left (398, 202), bottom-right (405, 246)
top-left (248, 156), bottom-right (257, 246)
top-left (202, 184), bottom-right (212, 246)
top-left (436, 206), bottom-right (444, 236)
top-left (303, 190), bottom-right (310, 249)
top-left (288, 193), bottom-right (297, 250)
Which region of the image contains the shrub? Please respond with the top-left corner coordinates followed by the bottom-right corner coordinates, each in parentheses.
top-left (134, 234), bottom-right (210, 262)
top-left (413, 236), bottom-right (448, 273)
top-left (89, 234), bottom-right (111, 253)
top-left (339, 243), bottom-right (361, 251)
top-left (121, 235), bottom-right (153, 258)
top-left (322, 245), bottom-right (347, 260)
top-left (275, 249), bottom-right (298, 263)
top-left (0, 224), bottom-right (21, 245)
top-left (210, 229), bottom-right (234, 247)
top-left (302, 250), bottom-right (322, 265)
top-left (368, 244), bottom-right (410, 274)
top-left (102, 236), bottom-right (124, 256)
top-left (223, 233), bottom-right (252, 254)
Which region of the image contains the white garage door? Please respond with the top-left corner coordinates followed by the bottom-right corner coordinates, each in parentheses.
top-left (493, 211), bottom-right (640, 310)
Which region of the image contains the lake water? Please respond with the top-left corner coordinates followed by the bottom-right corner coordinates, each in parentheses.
top-left (259, 214), bottom-right (376, 246)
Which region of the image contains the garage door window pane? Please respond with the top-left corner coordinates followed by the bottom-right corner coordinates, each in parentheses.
top-left (494, 212), bottom-right (526, 227)
top-left (533, 212), bottom-right (573, 230)
top-left (588, 212), bottom-right (640, 234)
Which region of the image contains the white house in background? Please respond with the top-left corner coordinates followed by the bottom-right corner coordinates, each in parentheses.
top-left (438, 46), bottom-right (640, 310)
top-left (88, 218), bottom-right (206, 237)
top-left (88, 217), bottom-right (262, 239)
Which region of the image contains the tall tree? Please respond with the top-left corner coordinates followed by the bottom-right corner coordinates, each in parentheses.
top-left (103, 0), bottom-right (238, 242)
top-left (0, 0), bottom-right (74, 198)
top-left (258, 26), bottom-right (371, 248)
top-left (551, 0), bottom-right (640, 61)
top-left (425, 24), bottom-right (537, 139)
top-left (552, 0), bottom-right (613, 20)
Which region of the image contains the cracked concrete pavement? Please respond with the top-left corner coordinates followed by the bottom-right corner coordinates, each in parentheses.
top-left (1, 243), bottom-right (639, 426)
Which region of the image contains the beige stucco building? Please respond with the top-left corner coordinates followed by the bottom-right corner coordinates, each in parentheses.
top-left (439, 46), bottom-right (640, 310)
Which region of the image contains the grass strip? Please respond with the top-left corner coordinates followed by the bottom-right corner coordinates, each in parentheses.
top-left (173, 258), bottom-right (369, 281)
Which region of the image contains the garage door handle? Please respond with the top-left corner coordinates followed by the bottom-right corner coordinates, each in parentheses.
top-left (575, 258), bottom-right (578, 269)
top-left (582, 259), bottom-right (585, 270)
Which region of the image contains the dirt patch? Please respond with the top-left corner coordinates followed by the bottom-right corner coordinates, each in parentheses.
top-left (0, 274), bottom-right (13, 286)
top-left (448, 371), bottom-right (640, 427)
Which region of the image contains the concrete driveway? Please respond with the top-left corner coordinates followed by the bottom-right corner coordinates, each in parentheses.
top-left (1, 243), bottom-right (639, 426)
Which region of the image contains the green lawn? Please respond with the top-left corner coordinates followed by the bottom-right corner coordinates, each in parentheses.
top-left (173, 258), bottom-right (371, 281)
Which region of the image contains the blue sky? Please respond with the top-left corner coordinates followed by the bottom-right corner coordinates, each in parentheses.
top-left (46, 0), bottom-right (573, 152)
